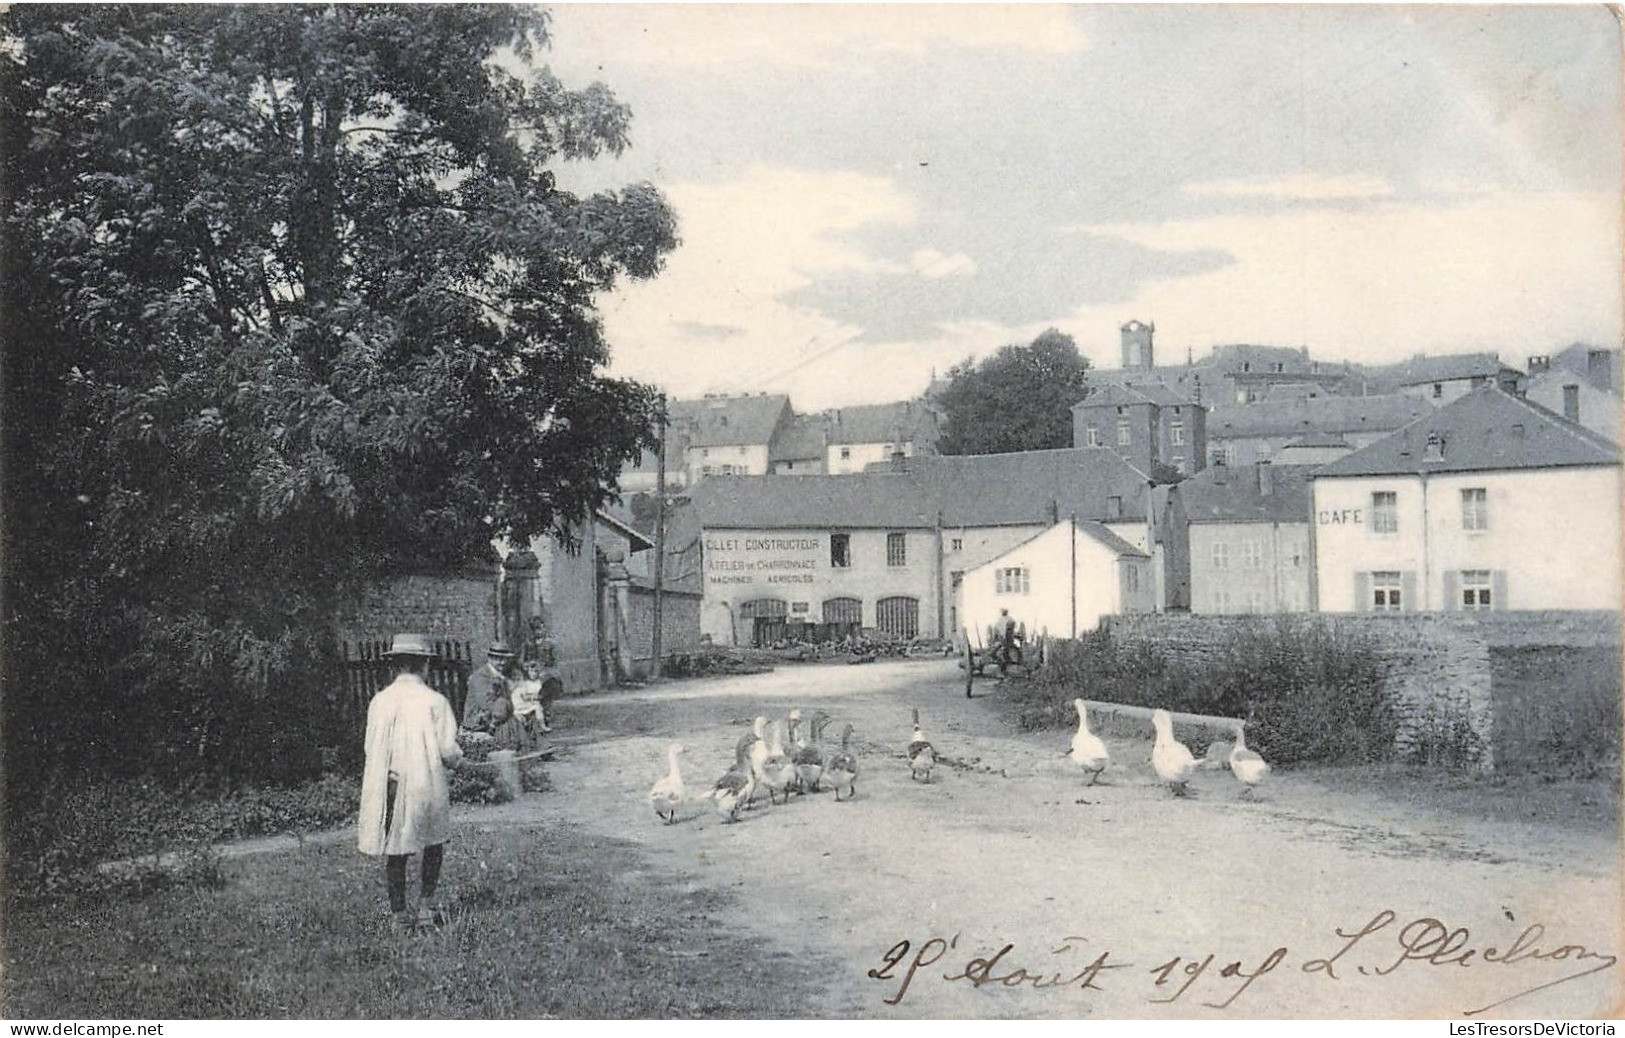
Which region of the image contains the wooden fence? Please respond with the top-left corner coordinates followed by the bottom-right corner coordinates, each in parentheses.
top-left (336, 639), bottom-right (474, 745)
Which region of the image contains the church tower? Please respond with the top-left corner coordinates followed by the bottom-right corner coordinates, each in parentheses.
top-left (1120, 319), bottom-right (1155, 370)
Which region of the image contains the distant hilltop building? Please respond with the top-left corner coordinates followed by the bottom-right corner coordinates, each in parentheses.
top-left (1094, 320), bottom-right (1358, 404)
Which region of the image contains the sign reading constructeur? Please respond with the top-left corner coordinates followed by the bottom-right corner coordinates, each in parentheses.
top-left (705, 535), bottom-right (823, 586)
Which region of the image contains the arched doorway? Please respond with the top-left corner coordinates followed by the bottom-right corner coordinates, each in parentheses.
top-left (876, 596), bottom-right (920, 640)
top-left (821, 596), bottom-right (863, 642)
top-left (738, 598), bottom-right (789, 647)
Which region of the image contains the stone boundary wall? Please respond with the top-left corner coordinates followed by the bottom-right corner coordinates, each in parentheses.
top-left (332, 568), bottom-right (499, 651)
top-left (1102, 611), bottom-right (1620, 771)
top-left (626, 586), bottom-right (702, 676)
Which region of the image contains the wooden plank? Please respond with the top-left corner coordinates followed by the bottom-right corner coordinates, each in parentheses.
top-left (1080, 700), bottom-right (1246, 734)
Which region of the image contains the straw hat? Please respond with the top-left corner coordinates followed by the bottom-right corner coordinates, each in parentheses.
top-left (487, 641), bottom-right (516, 659)
top-left (386, 633), bottom-right (435, 658)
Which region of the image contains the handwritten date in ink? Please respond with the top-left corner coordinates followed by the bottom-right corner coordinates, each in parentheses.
top-left (868, 934), bottom-right (1128, 1007)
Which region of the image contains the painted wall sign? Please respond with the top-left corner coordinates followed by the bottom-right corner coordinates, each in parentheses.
top-left (1317, 508), bottom-right (1363, 526)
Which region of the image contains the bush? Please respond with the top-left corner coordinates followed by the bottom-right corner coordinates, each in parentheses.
top-left (6, 773), bottom-right (360, 906)
top-left (1020, 617), bottom-right (1397, 767)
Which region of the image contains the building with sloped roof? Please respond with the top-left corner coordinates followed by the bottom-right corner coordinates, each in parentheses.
top-left (823, 399), bottom-right (942, 474)
top-left (1362, 353), bottom-right (1522, 405)
top-left (1311, 386), bottom-right (1621, 613)
top-left (769, 413), bottom-right (829, 475)
top-left (1092, 321), bottom-right (1357, 405)
top-left (1206, 394), bottom-right (1431, 467)
top-left (681, 448), bottom-right (1165, 644)
top-left (675, 393), bottom-right (794, 483)
top-left (1178, 463), bottom-right (1317, 615)
top-left (961, 519), bottom-right (1155, 641)
top-left (1072, 381), bottom-right (1207, 477)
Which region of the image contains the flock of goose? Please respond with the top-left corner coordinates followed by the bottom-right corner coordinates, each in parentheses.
top-left (649, 698), bottom-right (1271, 825)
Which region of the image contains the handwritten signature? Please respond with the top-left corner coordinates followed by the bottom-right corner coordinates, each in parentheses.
top-left (867, 910), bottom-right (1617, 1016)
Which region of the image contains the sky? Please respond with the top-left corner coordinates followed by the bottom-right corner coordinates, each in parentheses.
top-left (540, 4), bottom-right (1622, 411)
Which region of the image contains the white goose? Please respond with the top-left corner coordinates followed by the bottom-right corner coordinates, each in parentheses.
top-left (711, 738), bottom-right (753, 823)
top-left (1068, 698), bottom-right (1110, 786)
top-left (827, 723), bottom-right (860, 802)
top-left (793, 711), bottom-right (830, 793)
top-left (760, 719), bottom-right (797, 805)
top-left (907, 708), bottom-right (936, 783)
top-left (742, 715), bottom-right (769, 808)
top-left (1229, 725), bottom-right (1271, 797)
top-left (649, 743), bottom-right (686, 824)
top-left (1150, 708), bottom-right (1199, 797)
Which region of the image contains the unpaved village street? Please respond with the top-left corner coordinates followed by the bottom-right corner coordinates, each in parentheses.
top-left (493, 658), bottom-right (1621, 1020)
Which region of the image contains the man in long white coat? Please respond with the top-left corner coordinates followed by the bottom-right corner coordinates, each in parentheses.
top-left (358, 633), bottom-right (463, 929)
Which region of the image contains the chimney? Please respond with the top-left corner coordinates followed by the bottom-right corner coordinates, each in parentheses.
top-left (1424, 432), bottom-right (1445, 462)
top-left (1212, 461), bottom-right (1227, 485)
top-left (1257, 460), bottom-right (1273, 496)
top-left (891, 450), bottom-right (908, 473)
top-left (1527, 355), bottom-right (1551, 375)
top-left (1587, 350), bottom-right (1613, 390)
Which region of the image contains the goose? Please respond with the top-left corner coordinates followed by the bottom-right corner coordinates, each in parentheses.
top-left (649, 743), bottom-right (686, 824)
top-left (760, 719), bottom-right (797, 805)
top-left (1229, 725), bottom-right (1271, 797)
top-left (907, 708), bottom-right (936, 783)
top-left (827, 723), bottom-right (860, 802)
top-left (1150, 708), bottom-right (1199, 797)
top-left (1067, 699), bottom-right (1110, 786)
top-left (711, 738), bottom-right (753, 823)
top-left (793, 711), bottom-right (830, 793)
top-left (742, 715), bottom-right (769, 807)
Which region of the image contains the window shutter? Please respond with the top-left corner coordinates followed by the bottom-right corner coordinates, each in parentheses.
top-left (1353, 571), bottom-right (1371, 612)
top-left (1491, 570), bottom-right (1508, 611)
top-left (1400, 571), bottom-right (1417, 613)
top-left (1442, 570), bottom-right (1459, 612)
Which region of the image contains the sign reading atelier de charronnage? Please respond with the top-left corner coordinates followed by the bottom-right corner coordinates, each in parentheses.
top-left (704, 536), bottom-right (822, 587)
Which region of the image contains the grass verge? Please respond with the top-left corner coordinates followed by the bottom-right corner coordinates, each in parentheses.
top-left (3, 820), bottom-right (834, 1019)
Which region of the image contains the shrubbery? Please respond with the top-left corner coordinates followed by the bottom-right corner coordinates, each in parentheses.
top-left (7, 773), bottom-right (359, 905)
top-left (1019, 617), bottom-right (1398, 767)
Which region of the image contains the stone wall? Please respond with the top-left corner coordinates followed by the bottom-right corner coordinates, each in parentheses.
top-left (332, 568), bottom-right (500, 651)
top-left (625, 586), bottom-right (702, 677)
top-left (1102, 611), bottom-right (1620, 771)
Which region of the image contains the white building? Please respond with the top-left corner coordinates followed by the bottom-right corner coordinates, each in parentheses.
top-left (960, 519), bottom-right (1154, 641)
top-left (1311, 386), bottom-right (1622, 613)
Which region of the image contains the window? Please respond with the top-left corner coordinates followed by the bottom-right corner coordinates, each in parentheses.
top-left (1212, 588), bottom-right (1231, 613)
top-left (830, 533), bottom-right (850, 568)
top-left (839, 447), bottom-right (851, 461)
top-left (876, 596), bottom-right (919, 639)
top-left (1085, 426), bottom-right (1101, 447)
top-left (737, 446), bottom-right (746, 455)
top-left (701, 448), bottom-right (710, 458)
top-left (1117, 420), bottom-right (1130, 446)
top-left (1461, 488), bottom-right (1488, 532)
top-left (701, 465), bottom-right (713, 475)
top-left (1372, 571), bottom-right (1402, 612)
top-left (950, 537), bottom-right (963, 552)
top-left (886, 532), bottom-right (906, 567)
top-left (1432, 383), bottom-right (1444, 399)
top-left (1241, 540), bottom-right (1263, 569)
top-left (1257, 442), bottom-right (1273, 460)
top-left (995, 567), bottom-right (1029, 594)
top-left (1371, 491), bottom-right (1398, 534)
top-left (1211, 542), bottom-right (1229, 569)
top-left (1246, 591), bottom-right (1267, 613)
top-left (1461, 570), bottom-right (1493, 611)
top-left (1171, 422), bottom-right (1185, 446)
top-left (1125, 564), bottom-right (1140, 592)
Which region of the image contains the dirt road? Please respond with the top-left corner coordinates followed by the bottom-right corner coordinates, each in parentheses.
top-left (504, 659), bottom-right (1620, 1019)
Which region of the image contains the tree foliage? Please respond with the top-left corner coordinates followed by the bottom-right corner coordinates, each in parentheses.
top-left (1, 5), bottom-right (677, 782)
top-left (934, 329), bottom-right (1091, 455)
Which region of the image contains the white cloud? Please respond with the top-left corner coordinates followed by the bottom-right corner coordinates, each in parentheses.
top-left (1067, 190), bottom-right (1621, 370)
top-left (550, 5), bottom-right (1088, 69)
top-left (910, 247), bottom-right (977, 280)
top-left (1183, 174), bottom-right (1397, 201)
top-left (599, 165), bottom-right (918, 397)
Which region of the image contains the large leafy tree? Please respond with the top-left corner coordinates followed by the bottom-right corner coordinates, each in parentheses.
top-left (935, 329), bottom-right (1091, 455)
top-left (1, 5), bottom-right (677, 780)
